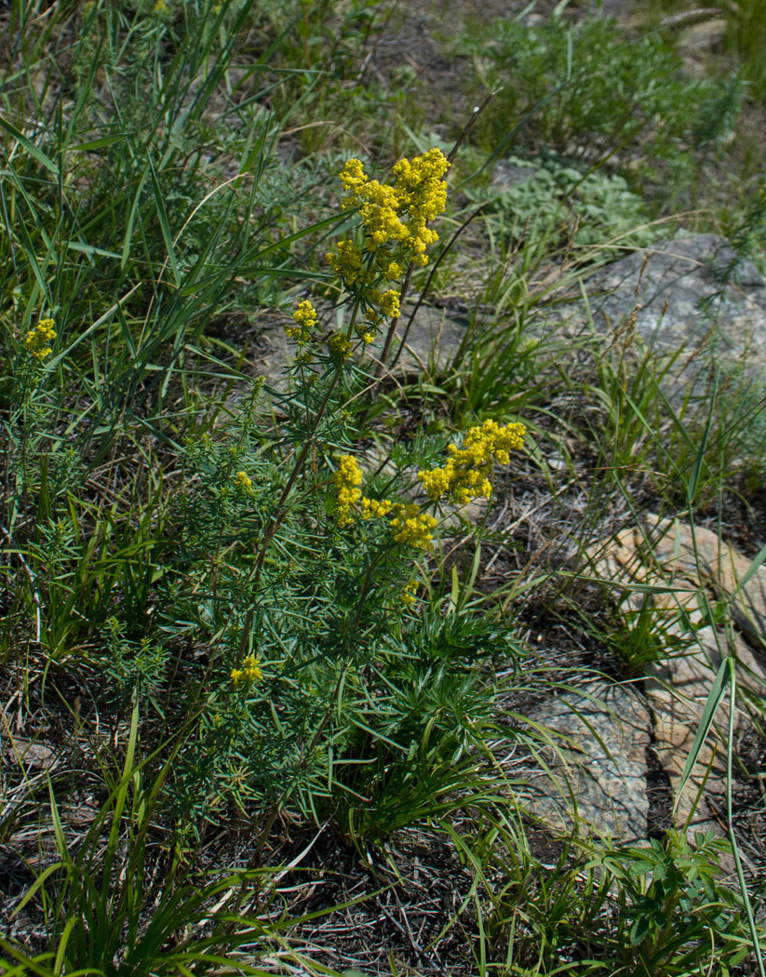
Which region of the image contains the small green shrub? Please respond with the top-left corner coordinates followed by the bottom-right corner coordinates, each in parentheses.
top-left (462, 13), bottom-right (742, 197)
top-left (154, 146), bottom-right (531, 828)
top-left (466, 813), bottom-right (757, 976)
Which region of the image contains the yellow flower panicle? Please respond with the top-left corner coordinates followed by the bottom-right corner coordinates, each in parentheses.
top-left (24, 318), bottom-right (56, 360)
top-left (285, 300), bottom-right (319, 343)
top-left (418, 419), bottom-right (526, 505)
top-left (326, 240), bottom-right (364, 286)
top-left (330, 418), bottom-right (522, 571)
top-left (330, 149), bottom-right (450, 287)
top-left (333, 455), bottom-right (363, 527)
top-left (234, 471), bottom-right (253, 494)
top-left (391, 149), bottom-right (450, 267)
top-left (325, 150), bottom-right (449, 351)
top-left (401, 580), bottom-right (418, 605)
top-left (231, 654), bottom-right (262, 685)
top-left (328, 331), bottom-right (352, 359)
top-left (392, 150), bottom-right (450, 224)
top-left (339, 160), bottom-right (408, 246)
top-left (360, 497), bottom-right (393, 519)
top-left (332, 459), bottom-right (434, 550)
top-left (389, 503), bottom-right (437, 551)
top-left (378, 289), bottom-right (401, 319)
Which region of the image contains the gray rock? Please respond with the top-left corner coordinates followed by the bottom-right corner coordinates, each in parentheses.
top-left (584, 234), bottom-right (766, 395)
top-left (521, 680), bottom-right (652, 843)
top-left (490, 158), bottom-right (539, 190)
top-left (371, 303), bottom-right (468, 375)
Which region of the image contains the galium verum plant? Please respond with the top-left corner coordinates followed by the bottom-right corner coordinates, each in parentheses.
top-left (164, 149), bottom-right (525, 834)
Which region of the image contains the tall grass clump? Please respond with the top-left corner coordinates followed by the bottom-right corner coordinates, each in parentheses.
top-left (722, 0), bottom-right (766, 102)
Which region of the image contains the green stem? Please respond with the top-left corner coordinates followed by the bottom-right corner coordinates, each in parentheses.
top-left (726, 657), bottom-right (766, 977)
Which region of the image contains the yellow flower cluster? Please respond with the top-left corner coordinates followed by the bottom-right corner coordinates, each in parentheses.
top-left (328, 331), bottom-right (352, 359)
top-left (285, 300), bottom-right (318, 344)
top-left (23, 318), bottom-right (56, 360)
top-left (333, 458), bottom-right (436, 550)
top-left (391, 150), bottom-right (449, 265)
top-left (338, 149), bottom-right (449, 266)
top-left (327, 240), bottom-right (364, 286)
top-left (326, 149), bottom-right (449, 345)
top-left (389, 503), bottom-right (437, 551)
top-left (359, 497), bottom-right (392, 519)
top-left (339, 159), bottom-right (408, 247)
top-left (231, 654), bottom-right (262, 685)
top-left (401, 581), bottom-right (418, 606)
top-left (234, 471), bottom-right (253, 494)
top-left (377, 289), bottom-right (401, 319)
top-left (418, 419), bottom-right (526, 505)
top-left (333, 455), bottom-right (363, 527)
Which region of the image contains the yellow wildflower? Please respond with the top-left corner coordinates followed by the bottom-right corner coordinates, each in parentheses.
top-left (234, 471), bottom-right (253, 494)
top-left (336, 149), bottom-right (449, 266)
top-left (23, 318), bottom-right (56, 360)
top-left (231, 654), bottom-right (262, 684)
top-left (389, 502), bottom-right (437, 551)
top-left (401, 580), bottom-right (418, 605)
top-left (327, 240), bottom-right (364, 287)
top-left (285, 300), bottom-right (319, 343)
top-left (393, 148), bottom-right (450, 224)
top-left (338, 158), bottom-right (368, 195)
top-left (339, 161), bottom-right (408, 246)
top-left (360, 497), bottom-right (393, 519)
top-left (379, 289), bottom-right (401, 319)
top-left (333, 454), bottom-right (363, 526)
top-left (328, 331), bottom-right (352, 359)
top-left (393, 148), bottom-right (450, 266)
top-left (418, 419), bottom-right (526, 505)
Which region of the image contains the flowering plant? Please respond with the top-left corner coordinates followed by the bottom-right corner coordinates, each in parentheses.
top-left (175, 150), bottom-right (526, 838)
top-left (279, 149), bottom-right (449, 372)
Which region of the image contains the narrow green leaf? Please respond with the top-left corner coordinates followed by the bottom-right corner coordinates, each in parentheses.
top-left (687, 373), bottom-right (717, 503)
top-left (12, 862), bottom-right (63, 916)
top-left (673, 658), bottom-right (730, 804)
top-left (737, 540), bottom-right (766, 590)
top-left (0, 113), bottom-right (59, 174)
top-left (53, 917), bottom-right (77, 975)
top-left (66, 242), bottom-right (122, 259)
top-left (147, 155), bottom-right (180, 287)
top-left (121, 163), bottom-right (150, 271)
top-left (47, 777), bottom-right (69, 860)
top-left (69, 133), bottom-right (132, 151)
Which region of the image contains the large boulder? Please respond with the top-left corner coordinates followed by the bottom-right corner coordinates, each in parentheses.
top-left (586, 515), bottom-right (766, 838)
top-left (521, 679), bottom-right (652, 843)
top-left (585, 234), bottom-right (766, 394)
